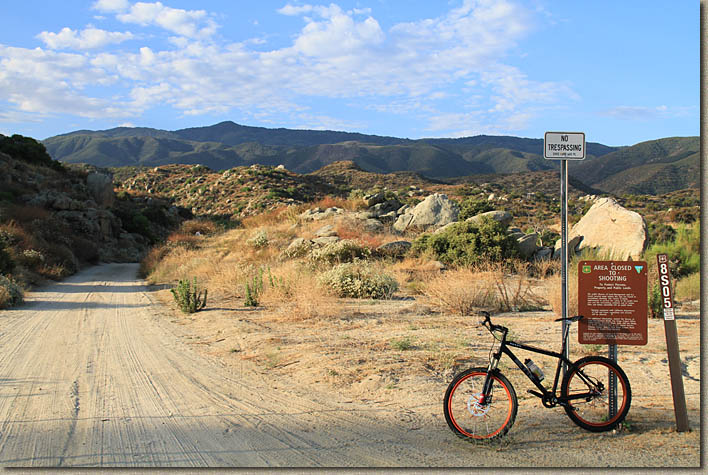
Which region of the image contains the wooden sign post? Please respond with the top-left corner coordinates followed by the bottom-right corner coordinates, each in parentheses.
top-left (656, 254), bottom-right (690, 432)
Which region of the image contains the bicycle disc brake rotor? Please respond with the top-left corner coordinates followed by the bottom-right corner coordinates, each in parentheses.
top-left (467, 393), bottom-right (490, 416)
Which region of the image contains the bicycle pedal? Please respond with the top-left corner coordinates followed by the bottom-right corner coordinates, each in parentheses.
top-left (527, 389), bottom-right (543, 398)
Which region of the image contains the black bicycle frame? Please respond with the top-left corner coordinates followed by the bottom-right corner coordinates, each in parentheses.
top-left (483, 325), bottom-right (576, 404)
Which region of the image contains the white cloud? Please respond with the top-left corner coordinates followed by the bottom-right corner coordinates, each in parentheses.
top-left (277, 4), bottom-right (314, 16)
top-left (601, 105), bottom-right (672, 120)
top-left (37, 27), bottom-right (134, 50)
top-left (0, 1), bottom-right (577, 137)
top-left (92, 0), bottom-right (130, 13)
top-left (117, 2), bottom-right (218, 38)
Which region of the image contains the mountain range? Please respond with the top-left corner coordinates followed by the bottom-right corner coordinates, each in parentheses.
top-left (43, 121), bottom-right (699, 195)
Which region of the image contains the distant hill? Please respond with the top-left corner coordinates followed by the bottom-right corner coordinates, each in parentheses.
top-left (569, 137), bottom-right (699, 195)
top-left (43, 121), bottom-right (698, 194)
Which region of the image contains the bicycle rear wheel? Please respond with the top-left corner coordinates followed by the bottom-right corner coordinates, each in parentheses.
top-left (561, 356), bottom-right (631, 432)
top-left (444, 367), bottom-right (517, 441)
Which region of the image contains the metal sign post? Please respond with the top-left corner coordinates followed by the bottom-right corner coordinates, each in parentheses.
top-left (578, 260), bottom-right (648, 423)
top-left (560, 159), bottom-right (569, 373)
top-left (544, 132), bottom-right (585, 376)
top-left (608, 344), bottom-right (618, 418)
top-left (657, 254), bottom-right (690, 432)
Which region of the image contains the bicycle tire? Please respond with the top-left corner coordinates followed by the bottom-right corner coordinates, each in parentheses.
top-left (561, 356), bottom-right (631, 432)
top-left (444, 367), bottom-right (517, 442)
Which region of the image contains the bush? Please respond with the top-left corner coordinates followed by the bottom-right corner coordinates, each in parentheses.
top-left (645, 221), bottom-right (700, 279)
top-left (648, 222), bottom-right (676, 246)
top-left (244, 268), bottom-right (265, 307)
top-left (0, 275), bottom-right (23, 308)
top-left (170, 277), bottom-right (208, 313)
top-left (648, 282), bottom-right (663, 319)
top-left (319, 261), bottom-right (398, 299)
top-left (17, 249), bottom-right (44, 268)
top-left (0, 244), bottom-right (14, 275)
top-left (0, 134), bottom-right (64, 171)
top-left (248, 230), bottom-right (269, 249)
top-left (457, 198), bottom-right (494, 221)
top-left (411, 218), bottom-right (519, 267)
top-left (309, 239), bottom-right (371, 266)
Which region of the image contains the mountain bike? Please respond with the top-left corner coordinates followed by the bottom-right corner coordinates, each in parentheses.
top-left (444, 311), bottom-right (631, 441)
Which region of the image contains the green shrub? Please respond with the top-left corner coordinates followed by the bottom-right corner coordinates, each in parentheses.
top-left (411, 218), bottom-right (519, 267)
top-left (0, 134), bottom-right (64, 171)
top-left (248, 230), bottom-right (269, 249)
top-left (319, 261), bottom-right (398, 299)
top-left (0, 274), bottom-right (23, 308)
top-left (648, 222), bottom-right (676, 246)
top-left (17, 249), bottom-right (45, 268)
top-left (457, 198), bottom-right (494, 221)
top-left (645, 221), bottom-right (700, 279)
top-left (539, 229), bottom-right (560, 248)
top-left (648, 282), bottom-right (663, 319)
top-left (0, 244), bottom-right (14, 275)
top-left (390, 336), bottom-right (414, 351)
top-left (170, 277), bottom-right (208, 313)
top-left (309, 239), bottom-right (371, 266)
top-left (244, 268), bottom-right (264, 307)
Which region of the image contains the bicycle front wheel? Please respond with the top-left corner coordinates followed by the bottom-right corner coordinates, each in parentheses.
top-left (444, 367), bottom-right (517, 442)
top-left (561, 356), bottom-right (631, 432)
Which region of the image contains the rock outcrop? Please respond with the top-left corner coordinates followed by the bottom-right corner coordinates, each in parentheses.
top-left (557, 197), bottom-right (648, 259)
top-left (393, 193), bottom-right (459, 232)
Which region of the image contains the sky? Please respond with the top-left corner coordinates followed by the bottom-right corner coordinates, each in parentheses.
top-left (0, 0), bottom-right (698, 146)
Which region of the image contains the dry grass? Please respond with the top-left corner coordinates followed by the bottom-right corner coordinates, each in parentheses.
top-left (545, 273), bottom-right (579, 318)
top-left (0, 220), bottom-right (37, 250)
top-left (675, 272), bottom-right (700, 302)
top-left (335, 221), bottom-right (386, 249)
top-left (0, 286), bottom-right (11, 309)
top-left (492, 261), bottom-right (546, 312)
top-left (180, 219), bottom-right (220, 235)
top-left (420, 261), bottom-right (547, 315)
top-left (420, 266), bottom-right (496, 315)
top-left (242, 204), bottom-right (302, 229)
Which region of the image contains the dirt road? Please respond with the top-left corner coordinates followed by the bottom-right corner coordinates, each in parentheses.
top-left (0, 264), bottom-right (700, 467)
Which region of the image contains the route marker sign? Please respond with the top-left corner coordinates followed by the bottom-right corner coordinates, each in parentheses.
top-left (544, 132), bottom-right (586, 160)
top-left (577, 260), bottom-right (648, 345)
top-left (656, 254), bottom-right (689, 432)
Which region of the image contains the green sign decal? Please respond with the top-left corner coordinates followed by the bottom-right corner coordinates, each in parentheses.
top-left (582, 265), bottom-right (591, 274)
top-left (634, 266), bottom-right (644, 274)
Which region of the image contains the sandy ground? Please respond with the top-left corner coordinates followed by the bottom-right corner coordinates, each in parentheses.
top-left (0, 263), bottom-right (701, 468)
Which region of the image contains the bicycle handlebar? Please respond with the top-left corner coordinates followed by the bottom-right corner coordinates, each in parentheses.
top-left (478, 311), bottom-right (507, 334)
top-left (478, 311), bottom-right (585, 334)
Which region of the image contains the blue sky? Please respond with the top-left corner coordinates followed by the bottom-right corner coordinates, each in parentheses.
top-left (0, 1), bottom-right (698, 146)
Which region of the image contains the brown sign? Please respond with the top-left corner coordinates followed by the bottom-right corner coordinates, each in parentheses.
top-left (577, 260), bottom-right (648, 345)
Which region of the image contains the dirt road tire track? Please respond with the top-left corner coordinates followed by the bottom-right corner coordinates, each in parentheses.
top-left (0, 263), bottom-right (700, 467)
top-left (0, 264), bottom-right (465, 467)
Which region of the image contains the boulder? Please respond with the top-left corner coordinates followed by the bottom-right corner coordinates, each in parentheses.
top-left (393, 193), bottom-right (459, 232)
top-left (534, 247), bottom-right (553, 261)
top-left (86, 171), bottom-right (115, 208)
top-left (362, 218), bottom-right (384, 233)
top-left (283, 237), bottom-right (313, 258)
top-left (466, 210), bottom-right (513, 228)
top-left (312, 236), bottom-right (340, 246)
top-left (553, 235), bottom-right (584, 259)
top-left (363, 192), bottom-right (386, 207)
top-left (556, 197), bottom-right (648, 259)
top-left (370, 199), bottom-right (401, 217)
top-left (314, 225), bottom-right (338, 237)
top-left (517, 233), bottom-right (540, 259)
